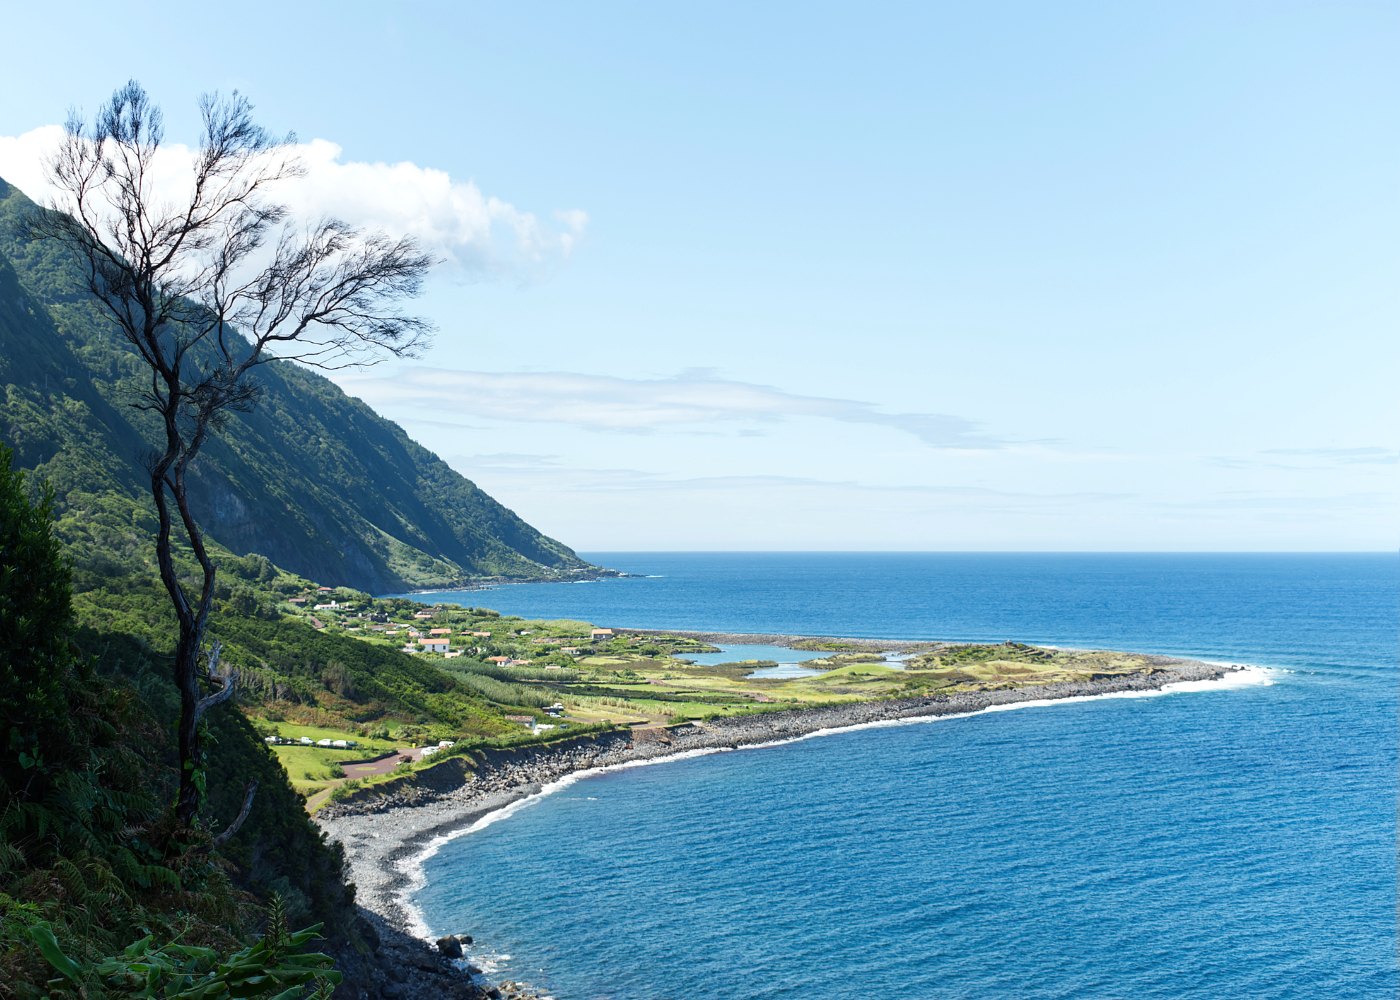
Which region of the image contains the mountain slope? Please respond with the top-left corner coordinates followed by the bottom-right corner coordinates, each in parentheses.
top-left (0, 176), bottom-right (598, 591)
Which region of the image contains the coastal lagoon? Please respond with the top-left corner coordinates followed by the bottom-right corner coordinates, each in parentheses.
top-left (410, 554), bottom-right (1397, 998)
top-left (680, 643), bottom-right (832, 678)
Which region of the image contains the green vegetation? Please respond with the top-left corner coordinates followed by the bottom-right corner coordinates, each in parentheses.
top-left (0, 164), bottom-right (1183, 995)
top-left (0, 174), bottom-right (599, 594)
top-left (0, 448), bottom-right (353, 995)
top-left (29, 896), bottom-right (338, 997)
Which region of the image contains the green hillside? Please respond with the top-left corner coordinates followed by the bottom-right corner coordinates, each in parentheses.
top-left (0, 175), bottom-right (600, 593)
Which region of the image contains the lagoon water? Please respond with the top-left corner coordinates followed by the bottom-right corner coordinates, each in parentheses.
top-left (410, 554), bottom-right (1397, 998)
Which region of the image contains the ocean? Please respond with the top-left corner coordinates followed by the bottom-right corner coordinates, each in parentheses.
top-left (405, 553), bottom-right (1397, 999)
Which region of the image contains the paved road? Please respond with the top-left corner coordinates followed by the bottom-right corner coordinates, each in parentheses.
top-left (342, 747), bottom-right (431, 778)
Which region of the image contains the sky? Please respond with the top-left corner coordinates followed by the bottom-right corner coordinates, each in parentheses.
top-left (1, 1), bottom-right (1395, 551)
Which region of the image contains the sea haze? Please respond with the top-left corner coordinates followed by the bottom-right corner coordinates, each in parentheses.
top-left (409, 553), bottom-right (1397, 999)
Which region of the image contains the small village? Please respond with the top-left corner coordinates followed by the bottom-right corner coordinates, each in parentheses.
top-left (257, 585), bottom-right (725, 808)
top-left (250, 586), bottom-right (1145, 812)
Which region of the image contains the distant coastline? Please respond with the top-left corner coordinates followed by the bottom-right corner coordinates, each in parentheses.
top-left (317, 645), bottom-right (1247, 998)
top-left (396, 566), bottom-right (630, 597)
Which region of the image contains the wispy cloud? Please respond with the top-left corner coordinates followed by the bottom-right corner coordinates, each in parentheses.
top-left (0, 125), bottom-right (585, 279)
top-left (345, 367), bottom-right (1010, 449)
top-left (1210, 446), bottom-right (1399, 471)
top-left (1149, 491), bottom-right (1395, 514)
top-left (1262, 447), bottom-right (1399, 465)
top-left (446, 453), bottom-right (1129, 507)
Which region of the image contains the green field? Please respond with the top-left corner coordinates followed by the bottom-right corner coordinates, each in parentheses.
top-left (254, 721), bottom-right (398, 750)
top-left (249, 592), bottom-right (1179, 811)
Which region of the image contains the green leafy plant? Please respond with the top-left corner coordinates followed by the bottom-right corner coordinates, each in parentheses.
top-left (29, 895), bottom-right (340, 997)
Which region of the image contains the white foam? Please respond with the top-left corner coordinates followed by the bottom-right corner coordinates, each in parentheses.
top-left (398, 663), bottom-right (1278, 940)
top-left (399, 744), bottom-right (741, 938)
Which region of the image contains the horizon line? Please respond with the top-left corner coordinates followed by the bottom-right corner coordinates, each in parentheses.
top-left (572, 549), bottom-right (1397, 556)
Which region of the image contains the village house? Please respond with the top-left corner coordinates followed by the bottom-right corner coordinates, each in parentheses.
top-left (419, 636), bottom-right (450, 653)
top-left (428, 627), bottom-right (452, 636)
top-left (412, 611), bottom-right (434, 620)
top-left (471, 631), bottom-right (492, 638)
top-left (591, 628), bottom-right (614, 640)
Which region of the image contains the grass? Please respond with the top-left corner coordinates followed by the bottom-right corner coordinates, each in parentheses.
top-left (555, 644), bottom-right (1168, 721)
top-left (252, 605), bottom-right (1181, 813)
top-left (273, 747), bottom-right (353, 797)
top-left (250, 720), bottom-right (399, 751)
top-left (259, 721), bottom-right (401, 800)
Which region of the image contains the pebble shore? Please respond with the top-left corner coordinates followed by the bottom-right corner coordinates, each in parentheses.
top-left (318, 655), bottom-right (1235, 998)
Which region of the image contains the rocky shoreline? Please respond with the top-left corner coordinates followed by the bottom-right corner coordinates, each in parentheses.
top-left (317, 655), bottom-right (1236, 998)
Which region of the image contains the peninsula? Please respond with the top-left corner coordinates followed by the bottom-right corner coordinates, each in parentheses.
top-left (314, 631), bottom-right (1240, 998)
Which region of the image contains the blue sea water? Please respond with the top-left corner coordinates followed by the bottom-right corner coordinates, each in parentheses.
top-left (679, 644), bottom-right (833, 667)
top-left (409, 554), bottom-right (1397, 999)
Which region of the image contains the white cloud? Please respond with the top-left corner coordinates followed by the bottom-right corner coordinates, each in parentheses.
top-left (343, 367), bottom-right (1010, 449)
top-left (0, 126), bottom-right (584, 279)
top-left (0, 125), bottom-right (60, 203)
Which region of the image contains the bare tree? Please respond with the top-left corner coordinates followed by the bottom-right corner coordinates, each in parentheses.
top-left (32, 80), bottom-right (435, 834)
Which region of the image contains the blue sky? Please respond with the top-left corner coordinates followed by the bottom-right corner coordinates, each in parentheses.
top-left (1, 2), bottom-right (1395, 550)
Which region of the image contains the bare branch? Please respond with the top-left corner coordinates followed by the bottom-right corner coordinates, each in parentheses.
top-left (211, 781), bottom-right (259, 849)
top-left (34, 80), bottom-right (434, 831)
top-left (193, 641), bottom-right (236, 725)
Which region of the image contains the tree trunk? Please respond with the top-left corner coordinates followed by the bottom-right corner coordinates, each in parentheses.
top-left (174, 631), bottom-right (203, 829)
top-left (151, 438), bottom-right (219, 833)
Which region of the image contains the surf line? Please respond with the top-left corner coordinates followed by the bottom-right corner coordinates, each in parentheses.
top-left (397, 663), bottom-right (1275, 940)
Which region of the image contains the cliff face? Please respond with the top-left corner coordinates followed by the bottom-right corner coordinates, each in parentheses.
top-left (0, 176), bottom-right (597, 591)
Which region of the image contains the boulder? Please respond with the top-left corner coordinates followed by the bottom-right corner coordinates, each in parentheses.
top-left (436, 935), bottom-right (464, 959)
